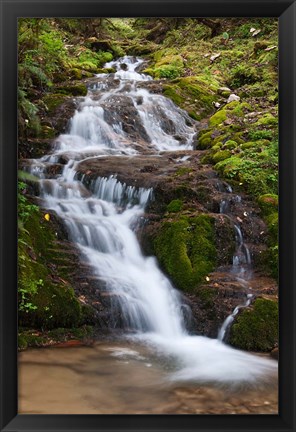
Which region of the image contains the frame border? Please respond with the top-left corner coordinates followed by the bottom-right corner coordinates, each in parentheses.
top-left (1, 1), bottom-right (295, 431)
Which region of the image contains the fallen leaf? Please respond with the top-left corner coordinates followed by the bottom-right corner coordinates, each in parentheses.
top-left (264, 45), bottom-right (277, 51)
top-left (210, 53), bottom-right (221, 62)
top-left (252, 29), bottom-right (261, 37)
top-left (44, 213), bottom-right (50, 221)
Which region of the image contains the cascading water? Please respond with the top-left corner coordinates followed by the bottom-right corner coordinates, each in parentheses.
top-left (218, 191), bottom-right (254, 342)
top-left (28, 56), bottom-right (277, 385)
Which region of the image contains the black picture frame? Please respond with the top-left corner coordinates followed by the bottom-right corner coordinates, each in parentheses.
top-left (0, 1), bottom-right (295, 431)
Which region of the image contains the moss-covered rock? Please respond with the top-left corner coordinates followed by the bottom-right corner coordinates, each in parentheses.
top-left (264, 212), bottom-right (278, 279)
top-left (38, 125), bottom-right (56, 139)
top-left (229, 298), bottom-right (278, 351)
top-left (153, 214), bottom-right (216, 292)
top-left (163, 76), bottom-right (217, 120)
top-left (197, 131), bottom-right (214, 149)
top-left (166, 199), bottom-right (183, 213)
top-left (258, 194), bottom-right (278, 216)
top-left (53, 84), bottom-right (87, 97)
top-left (18, 209), bottom-right (83, 330)
top-left (209, 109), bottom-right (227, 127)
top-left (42, 93), bottom-right (69, 115)
top-left (18, 326), bottom-right (94, 350)
top-left (212, 150), bottom-right (232, 163)
top-left (223, 140), bottom-right (238, 150)
top-left (229, 64), bottom-right (261, 89)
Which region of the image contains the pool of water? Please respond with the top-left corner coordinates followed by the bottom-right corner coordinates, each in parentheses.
top-left (18, 340), bottom-right (278, 414)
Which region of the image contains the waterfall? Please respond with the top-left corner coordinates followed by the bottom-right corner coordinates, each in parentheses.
top-left (28, 56), bottom-right (277, 384)
top-left (218, 192), bottom-right (254, 342)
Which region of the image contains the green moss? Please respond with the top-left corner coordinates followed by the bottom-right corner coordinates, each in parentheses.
top-left (230, 298), bottom-right (278, 351)
top-left (188, 111), bottom-right (200, 121)
top-left (217, 87), bottom-right (232, 98)
top-left (197, 131), bottom-right (214, 149)
top-left (18, 210), bottom-right (83, 330)
top-left (229, 64), bottom-right (261, 89)
top-left (96, 67), bottom-right (116, 74)
top-left (266, 244), bottom-right (278, 279)
top-left (214, 144), bottom-right (278, 197)
top-left (213, 133), bottom-right (228, 146)
top-left (258, 194), bottom-right (278, 217)
top-left (42, 93), bottom-right (68, 114)
top-left (248, 130), bottom-right (274, 141)
top-left (223, 140), bottom-right (238, 150)
top-left (212, 150), bottom-right (232, 163)
top-left (240, 141), bottom-right (257, 150)
top-left (232, 102), bottom-right (252, 117)
top-left (54, 84), bottom-right (87, 97)
top-left (18, 325), bottom-right (94, 350)
top-left (167, 199), bottom-right (183, 213)
top-left (212, 143), bottom-right (222, 151)
top-left (255, 113), bottom-right (278, 127)
top-left (154, 215), bottom-right (216, 292)
top-left (163, 85), bottom-right (184, 106)
top-left (198, 287), bottom-right (217, 309)
top-left (155, 54), bottom-right (184, 69)
top-left (209, 109), bottom-right (227, 127)
top-left (70, 68), bottom-right (83, 80)
top-left (163, 76), bottom-right (217, 120)
top-left (148, 54), bottom-right (184, 79)
top-left (154, 65), bottom-right (181, 79)
top-left (175, 167), bottom-right (192, 176)
top-left (266, 212), bottom-right (278, 243)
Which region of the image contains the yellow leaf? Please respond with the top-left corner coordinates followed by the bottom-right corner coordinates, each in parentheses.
top-left (44, 213), bottom-right (50, 221)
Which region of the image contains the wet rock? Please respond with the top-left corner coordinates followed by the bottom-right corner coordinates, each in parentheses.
top-left (101, 94), bottom-right (151, 143)
top-left (270, 347), bottom-right (279, 360)
top-left (18, 139), bottom-right (53, 160)
top-left (137, 80), bottom-right (164, 94)
top-left (45, 97), bottom-right (77, 135)
top-left (217, 87), bottom-right (232, 97)
top-left (227, 93), bottom-right (240, 103)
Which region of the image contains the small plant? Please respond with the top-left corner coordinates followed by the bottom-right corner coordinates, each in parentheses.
top-left (18, 181), bottom-right (39, 226)
top-left (248, 130), bottom-right (274, 141)
top-left (18, 278), bottom-right (43, 313)
top-left (229, 64), bottom-right (260, 88)
top-left (154, 65), bottom-right (181, 79)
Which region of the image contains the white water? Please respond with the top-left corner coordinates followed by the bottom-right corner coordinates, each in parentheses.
top-left (30, 56), bottom-right (277, 385)
top-left (218, 192), bottom-right (254, 342)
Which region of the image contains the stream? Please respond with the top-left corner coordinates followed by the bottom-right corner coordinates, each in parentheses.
top-left (19, 56), bottom-right (278, 414)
